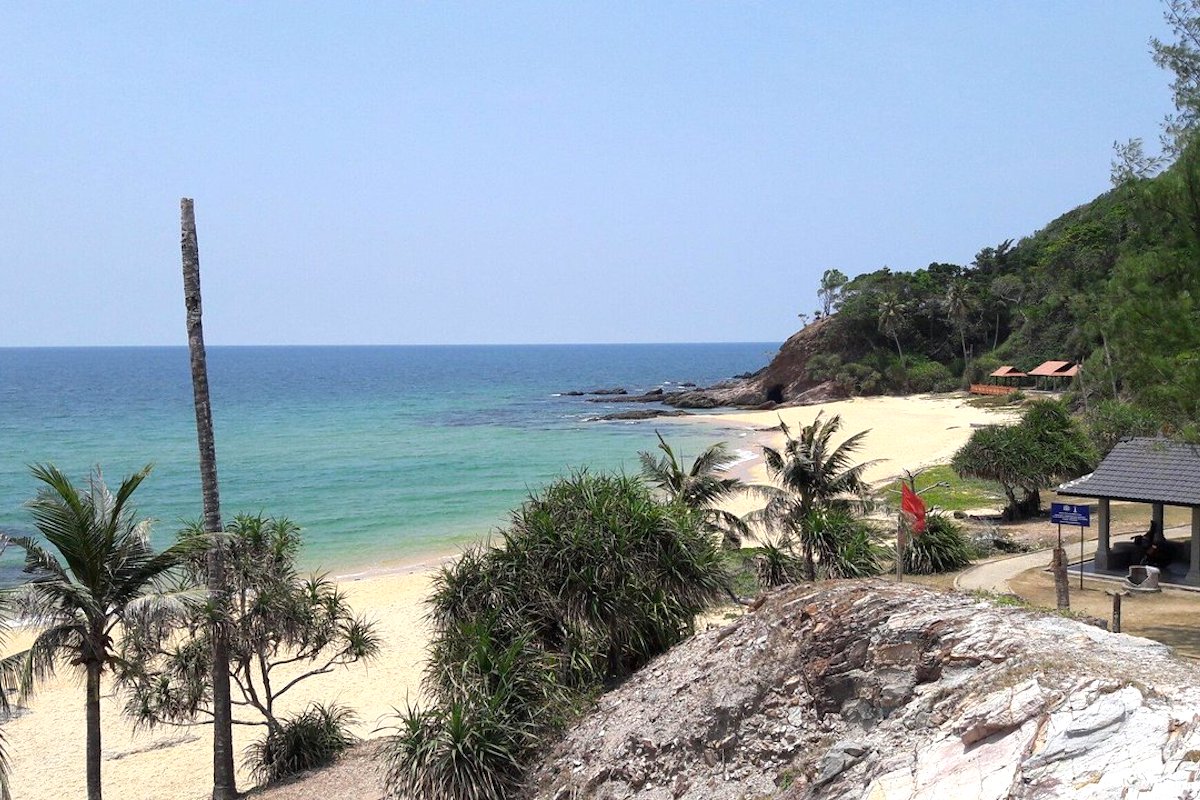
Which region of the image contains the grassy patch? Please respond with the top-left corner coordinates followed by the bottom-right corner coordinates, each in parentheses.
top-left (724, 547), bottom-right (765, 597)
top-left (878, 464), bottom-right (1003, 513)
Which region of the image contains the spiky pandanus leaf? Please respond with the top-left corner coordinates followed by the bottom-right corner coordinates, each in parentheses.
top-left (903, 514), bottom-right (973, 575)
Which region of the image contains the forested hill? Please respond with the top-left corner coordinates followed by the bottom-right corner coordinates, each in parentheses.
top-left (806, 148), bottom-right (1200, 430)
top-left (810, 186), bottom-right (1128, 389)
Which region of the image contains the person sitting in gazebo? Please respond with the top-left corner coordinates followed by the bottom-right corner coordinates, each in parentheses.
top-left (1133, 520), bottom-right (1169, 568)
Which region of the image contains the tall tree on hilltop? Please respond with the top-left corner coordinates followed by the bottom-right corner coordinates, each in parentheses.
top-left (818, 268), bottom-right (848, 316)
top-left (180, 199), bottom-right (237, 800)
top-left (1154, 0), bottom-right (1200, 153)
top-left (11, 465), bottom-right (203, 800)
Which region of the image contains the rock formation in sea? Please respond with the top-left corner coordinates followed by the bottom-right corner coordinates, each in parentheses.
top-left (524, 581), bottom-right (1200, 799)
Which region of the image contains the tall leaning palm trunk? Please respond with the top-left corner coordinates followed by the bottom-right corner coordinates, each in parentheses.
top-left (181, 199), bottom-right (237, 800)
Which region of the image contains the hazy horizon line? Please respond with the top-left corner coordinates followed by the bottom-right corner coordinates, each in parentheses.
top-left (0, 339), bottom-right (783, 350)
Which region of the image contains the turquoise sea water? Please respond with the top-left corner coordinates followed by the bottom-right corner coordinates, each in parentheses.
top-left (0, 344), bottom-right (774, 582)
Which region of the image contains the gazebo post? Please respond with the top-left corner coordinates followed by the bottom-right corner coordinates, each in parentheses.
top-left (1152, 503), bottom-right (1165, 533)
top-left (1096, 498), bottom-right (1111, 572)
top-left (1189, 507), bottom-right (1200, 586)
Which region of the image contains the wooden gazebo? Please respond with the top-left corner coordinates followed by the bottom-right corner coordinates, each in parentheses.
top-left (1057, 438), bottom-right (1200, 586)
top-left (989, 365), bottom-right (1027, 386)
top-left (1029, 360), bottom-right (1079, 389)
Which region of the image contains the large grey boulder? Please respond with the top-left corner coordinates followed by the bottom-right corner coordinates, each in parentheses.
top-left (524, 582), bottom-right (1200, 800)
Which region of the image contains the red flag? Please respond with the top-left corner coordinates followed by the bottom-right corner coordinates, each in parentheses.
top-left (901, 482), bottom-right (927, 534)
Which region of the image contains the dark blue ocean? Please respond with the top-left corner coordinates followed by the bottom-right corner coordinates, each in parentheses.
top-left (0, 344), bottom-right (774, 582)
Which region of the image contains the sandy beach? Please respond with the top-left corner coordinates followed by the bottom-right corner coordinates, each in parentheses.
top-left (4, 393), bottom-right (1014, 799)
top-left (5, 564), bottom-right (437, 800)
top-left (693, 393), bottom-right (1018, 517)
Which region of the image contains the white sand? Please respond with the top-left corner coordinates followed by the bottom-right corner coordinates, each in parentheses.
top-left (687, 393), bottom-right (1017, 517)
top-left (4, 394), bottom-right (1015, 799)
top-left (5, 564), bottom-right (436, 800)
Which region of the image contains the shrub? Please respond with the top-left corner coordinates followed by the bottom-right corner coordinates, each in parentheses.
top-left (805, 512), bottom-right (889, 579)
top-left (834, 363), bottom-right (884, 396)
top-left (434, 472), bottom-right (729, 684)
top-left (1084, 400), bottom-right (1161, 457)
top-left (385, 700), bottom-right (527, 800)
top-left (904, 515), bottom-right (972, 574)
top-left (964, 354), bottom-right (1003, 385)
top-left (385, 471), bottom-right (731, 800)
top-left (904, 358), bottom-right (958, 393)
top-left (755, 540), bottom-right (806, 588)
top-left (806, 352), bottom-right (843, 383)
top-left (245, 703), bottom-right (357, 785)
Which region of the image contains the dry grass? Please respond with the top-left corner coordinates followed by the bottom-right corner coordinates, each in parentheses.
top-left (244, 740), bottom-right (387, 800)
top-left (1008, 566), bottom-right (1200, 660)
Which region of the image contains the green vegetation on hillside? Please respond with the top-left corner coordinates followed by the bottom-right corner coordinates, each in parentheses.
top-left (802, 0), bottom-right (1200, 440)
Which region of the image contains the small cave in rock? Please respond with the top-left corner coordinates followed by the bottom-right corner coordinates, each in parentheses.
top-left (766, 384), bottom-right (784, 403)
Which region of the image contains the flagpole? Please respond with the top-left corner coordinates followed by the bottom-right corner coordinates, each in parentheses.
top-left (894, 471), bottom-right (937, 584)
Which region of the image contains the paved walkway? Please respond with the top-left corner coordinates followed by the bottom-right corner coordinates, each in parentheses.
top-left (953, 528), bottom-right (1183, 594)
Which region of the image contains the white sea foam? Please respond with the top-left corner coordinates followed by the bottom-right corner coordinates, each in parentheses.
top-left (726, 448), bottom-right (758, 468)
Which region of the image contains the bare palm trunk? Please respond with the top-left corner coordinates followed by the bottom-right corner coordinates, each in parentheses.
top-left (892, 333), bottom-right (907, 388)
top-left (1052, 545), bottom-right (1070, 610)
top-left (85, 660), bottom-right (102, 800)
top-left (181, 199), bottom-right (237, 800)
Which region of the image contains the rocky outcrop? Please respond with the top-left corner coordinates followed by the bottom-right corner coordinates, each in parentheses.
top-left (586, 389), bottom-right (666, 404)
top-left (659, 317), bottom-right (843, 410)
top-left (525, 582), bottom-right (1200, 800)
top-left (592, 409), bottom-right (692, 421)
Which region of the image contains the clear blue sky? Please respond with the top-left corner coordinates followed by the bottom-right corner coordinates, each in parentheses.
top-left (0, 2), bottom-right (1175, 346)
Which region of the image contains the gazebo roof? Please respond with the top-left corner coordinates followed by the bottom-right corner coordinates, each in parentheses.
top-left (990, 365), bottom-right (1026, 377)
top-left (1058, 438), bottom-right (1200, 507)
top-left (1029, 360), bottom-right (1078, 377)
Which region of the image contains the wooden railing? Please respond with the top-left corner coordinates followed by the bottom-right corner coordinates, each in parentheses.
top-left (968, 383), bottom-right (1015, 396)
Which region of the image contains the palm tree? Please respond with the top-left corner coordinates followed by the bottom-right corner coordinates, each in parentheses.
top-left (10, 464), bottom-right (204, 800)
top-left (876, 291), bottom-right (906, 366)
top-left (0, 554), bottom-right (23, 800)
top-left (754, 413), bottom-right (876, 580)
top-left (638, 432), bottom-right (750, 547)
top-left (180, 198), bottom-right (237, 800)
top-left (945, 280), bottom-right (973, 368)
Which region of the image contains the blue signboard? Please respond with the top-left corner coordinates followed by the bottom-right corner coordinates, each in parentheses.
top-left (1050, 502), bottom-right (1091, 527)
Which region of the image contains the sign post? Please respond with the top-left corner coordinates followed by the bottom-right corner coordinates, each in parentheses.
top-left (1050, 502), bottom-right (1091, 589)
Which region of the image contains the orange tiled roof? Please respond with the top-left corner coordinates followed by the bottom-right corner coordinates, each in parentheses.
top-left (1028, 360), bottom-right (1077, 377)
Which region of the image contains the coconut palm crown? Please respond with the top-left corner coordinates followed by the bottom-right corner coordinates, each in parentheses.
top-left (10, 464), bottom-right (205, 800)
top-left (754, 413), bottom-right (877, 579)
top-left (638, 432), bottom-right (750, 547)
